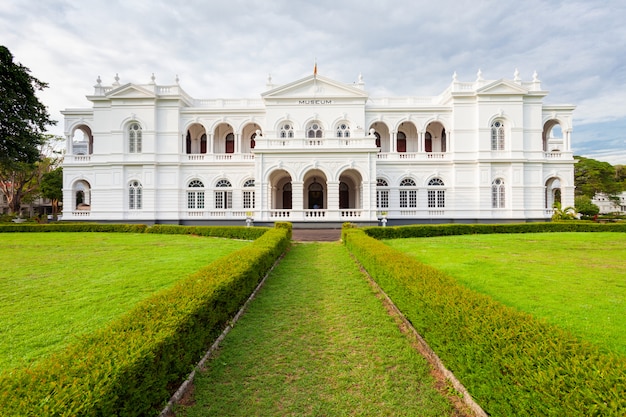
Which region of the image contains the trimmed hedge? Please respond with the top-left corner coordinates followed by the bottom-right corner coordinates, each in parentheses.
top-left (0, 224), bottom-right (291, 416)
top-left (343, 227), bottom-right (626, 417)
top-left (0, 223), bottom-right (148, 233)
top-left (146, 224), bottom-right (269, 240)
top-left (363, 221), bottom-right (626, 240)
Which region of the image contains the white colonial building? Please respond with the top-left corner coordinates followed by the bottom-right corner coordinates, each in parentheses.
top-left (61, 70), bottom-right (575, 226)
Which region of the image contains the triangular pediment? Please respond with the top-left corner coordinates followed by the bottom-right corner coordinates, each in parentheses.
top-left (106, 83), bottom-right (157, 99)
top-left (476, 79), bottom-right (529, 95)
top-left (262, 75), bottom-right (369, 100)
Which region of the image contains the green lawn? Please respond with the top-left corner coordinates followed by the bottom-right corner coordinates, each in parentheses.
top-left (0, 233), bottom-right (250, 370)
top-left (177, 243), bottom-right (456, 417)
top-left (385, 232), bottom-right (626, 355)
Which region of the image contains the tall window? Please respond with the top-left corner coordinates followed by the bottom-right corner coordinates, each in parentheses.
top-left (225, 133), bottom-right (234, 153)
top-left (399, 178), bottom-right (417, 208)
top-left (250, 133), bottom-right (256, 149)
top-left (187, 180), bottom-right (205, 209)
top-left (129, 180), bottom-right (142, 210)
top-left (425, 132), bottom-right (432, 152)
top-left (336, 123), bottom-right (350, 138)
top-left (215, 179), bottom-right (232, 209)
top-left (492, 178), bottom-right (505, 208)
top-left (306, 121), bottom-right (323, 138)
top-left (129, 123), bottom-right (142, 153)
top-left (427, 178), bottom-right (445, 208)
top-left (280, 123), bottom-right (294, 138)
top-left (491, 120), bottom-right (505, 150)
top-left (397, 131), bottom-right (406, 153)
top-left (376, 178), bottom-right (389, 209)
top-left (243, 179), bottom-right (255, 209)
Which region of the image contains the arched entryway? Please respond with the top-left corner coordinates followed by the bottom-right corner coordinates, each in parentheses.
top-left (303, 170), bottom-right (327, 209)
top-left (73, 180), bottom-right (91, 210)
top-left (338, 169), bottom-right (362, 209)
top-left (269, 169), bottom-right (292, 210)
top-left (71, 125), bottom-right (93, 155)
top-left (545, 177), bottom-right (562, 208)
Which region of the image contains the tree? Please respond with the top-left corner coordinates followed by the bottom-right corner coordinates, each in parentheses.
top-left (574, 156), bottom-right (623, 199)
top-left (0, 161), bottom-right (40, 215)
top-left (574, 195), bottom-right (599, 217)
top-left (0, 45), bottom-right (56, 166)
top-left (0, 135), bottom-right (63, 216)
top-left (40, 166), bottom-right (63, 220)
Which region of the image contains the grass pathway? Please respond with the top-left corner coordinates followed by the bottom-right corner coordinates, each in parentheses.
top-left (176, 242), bottom-right (458, 417)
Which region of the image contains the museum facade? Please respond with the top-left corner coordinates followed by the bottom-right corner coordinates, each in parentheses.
top-left (61, 70), bottom-right (575, 225)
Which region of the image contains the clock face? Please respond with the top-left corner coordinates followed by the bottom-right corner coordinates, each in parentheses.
top-left (312, 124), bottom-right (319, 130)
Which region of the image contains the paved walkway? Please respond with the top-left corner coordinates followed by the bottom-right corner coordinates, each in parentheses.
top-left (291, 228), bottom-right (342, 242)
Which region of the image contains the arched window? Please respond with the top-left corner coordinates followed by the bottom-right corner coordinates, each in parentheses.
top-left (397, 131), bottom-right (406, 153)
top-left (336, 123), bottom-right (350, 138)
top-left (280, 123), bottom-right (294, 138)
top-left (376, 178), bottom-right (389, 209)
top-left (250, 133), bottom-right (256, 149)
top-left (128, 123), bottom-right (142, 153)
top-left (491, 178), bottom-right (505, 208)
top-left (225, 133), bottom-right (234, 154)
top-left (425, 132), bottom-right (432, 153)
top-left (129, 180), bottom-right (142, 210)
top-left (306, 121), bottom-right (323, 138)
top-left (243, 179), bottom-right (255, 209)
top-left (215, 179), bottom-right (232, 209)
top-left (491, 120), bottom-right (505, 151)
top-left (427, 178), bottom-right (445, 208)
top-left (187, 180), bottom-right (205, 209)
top-left (400, 178), bottom-right (417, 208)
top-left (200, 134), bottom-right (207, 153)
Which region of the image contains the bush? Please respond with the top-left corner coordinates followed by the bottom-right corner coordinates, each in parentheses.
top-left (0, 224), bottom-right (291, 416)
top-left (0, 223), bottom-right (149, 233)
top-left (146, 224), bottom-right (269, 240)
top-left (343, 226), bottom-right (626, 416)
top-left (362, 222), bottom-right (626, 240)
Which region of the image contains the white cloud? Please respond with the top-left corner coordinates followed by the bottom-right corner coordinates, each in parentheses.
top-left (1, 0), bottom-right (625, 162)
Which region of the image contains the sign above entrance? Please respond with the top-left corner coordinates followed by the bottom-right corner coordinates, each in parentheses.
top-left (298, 99), bottom-right (333, 105)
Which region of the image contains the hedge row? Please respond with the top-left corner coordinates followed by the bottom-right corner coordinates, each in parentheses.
top-left (363, 221), bottom-right (626, 240)
top-left (0, 223), bottom-right (148, 233)
top-left (0, 223), bottom-right (291, 416)
top-left (343, 227), bottom-right (626, 417)
top-left (146, 224), bottom-right (269, 240)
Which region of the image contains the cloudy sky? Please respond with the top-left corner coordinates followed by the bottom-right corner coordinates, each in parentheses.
top-left (2, 0), bottom-right (625, 163)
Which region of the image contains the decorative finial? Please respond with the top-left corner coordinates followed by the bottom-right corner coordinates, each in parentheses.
top-left (514, 68), bottom-right (520, 82)
top-left (313, 59), bottom-right (318, 77)
top-left (175, 74), bottom-right (180, 84)
top-left (113, 73), bottom-right (120, 86)
top-left (476, 69), bottom-right (483, 81)
top-left (96, 75), bottom-right (102, 85)
top-left (267, 73), bottom-right (272, 84)
top-left (452, 71), bottom-right (458, 82)
top-left (358, 72), bottom-right (363, 83)
top-left (533, 70), bottom-right (539, 82)
top-left (150, 73), bottom-right (156, 83)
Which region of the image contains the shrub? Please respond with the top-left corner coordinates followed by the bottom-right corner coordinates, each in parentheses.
top-left (362, 222), bottom-right (626, 240)
top-left (0, 225), bottom-right (291, 416)
top-left (343, 226), bottom-right (626, 416)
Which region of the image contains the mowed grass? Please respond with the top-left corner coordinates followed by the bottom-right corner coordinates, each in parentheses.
top-left (0, 232), bottom-right (251, 370)
top-left (177, 243), bottom-right (456, 417)
top-left (385, 232), bottom-right (626, 356)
